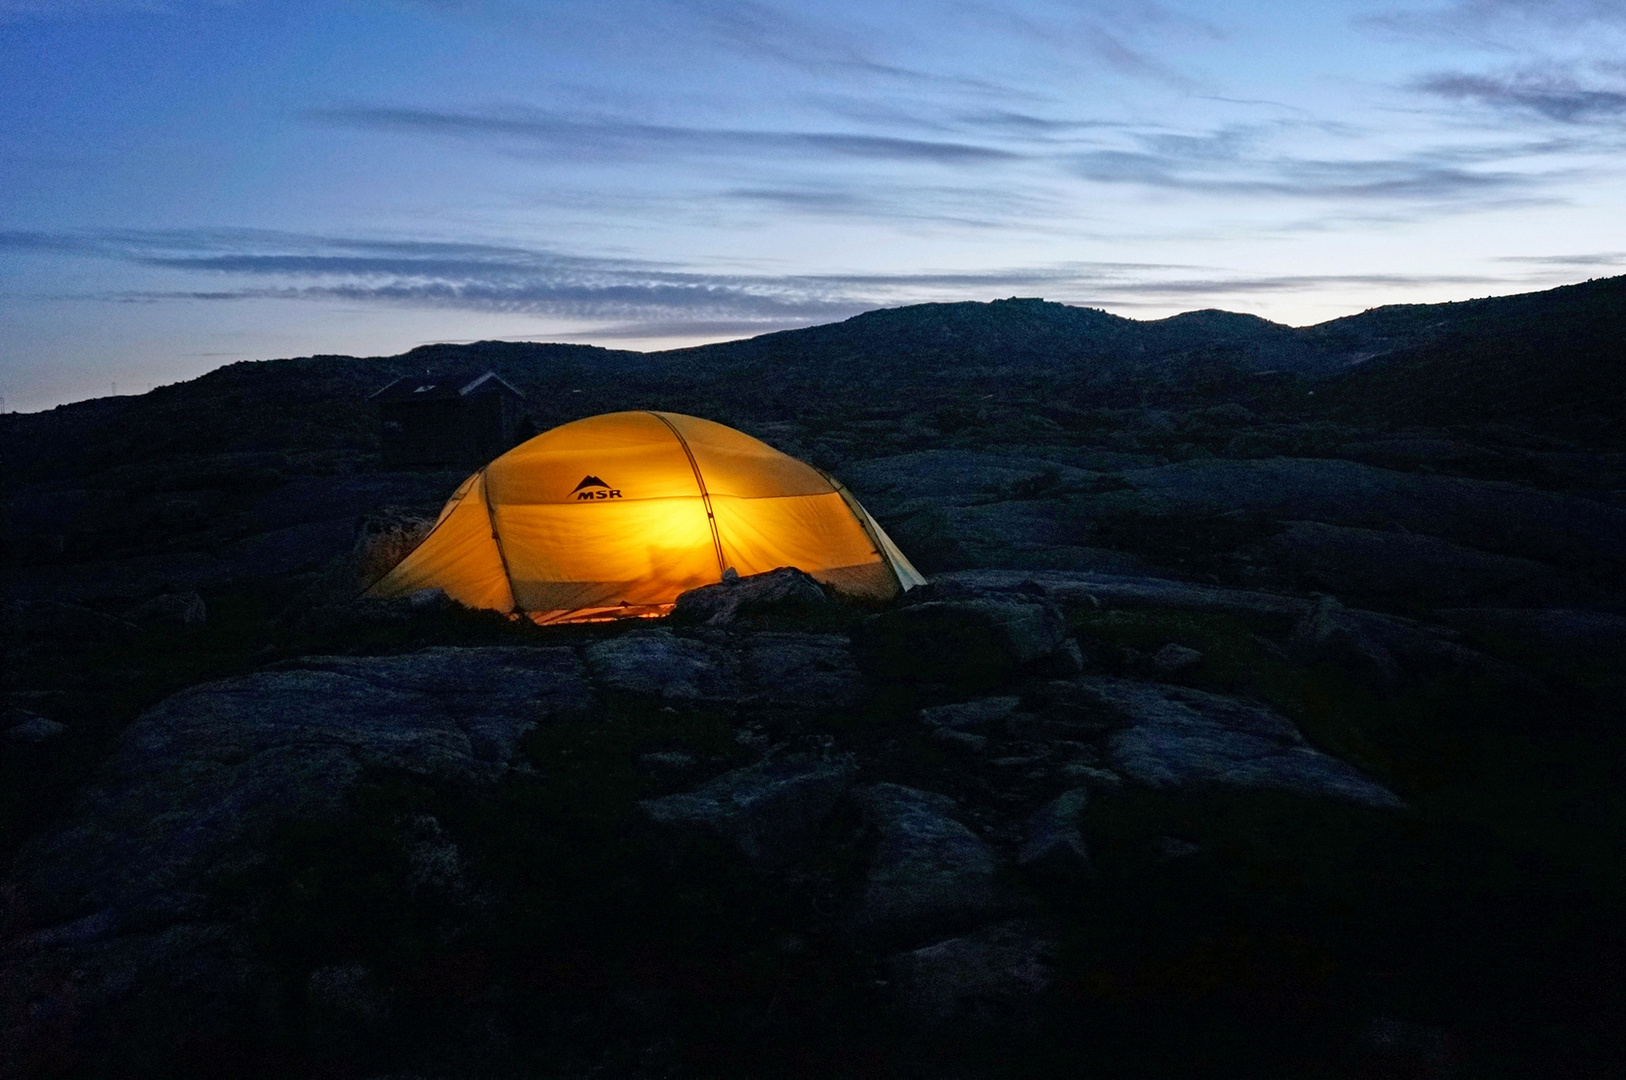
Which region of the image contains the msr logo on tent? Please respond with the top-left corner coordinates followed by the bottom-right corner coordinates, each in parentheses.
top-left (572, 475), bottom-right (622, 500)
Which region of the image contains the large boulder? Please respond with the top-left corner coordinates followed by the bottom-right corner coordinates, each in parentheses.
top-left (741, 631), bottom-right (868, 708)
top-left (1151, 643), bottom-right (1203, 676)
top-left (12, 647), bottom-right (592, 925)
top-left (584, 628), bottom-right (740, 701)
top-left (851, 598), bottom-right (1070, 692)
top-left (855, 784), bottom-right (1011, 944)
top-left (1289, 596), bottom-right (1509, 688)
top-left (1290, 596), bottom-right (1405, 689)
top-left (1014, 680), bottom-right (1125, 738)
top-left (5, 711), bottom-right (65, 744)
top-left (671, 567), bottom-right (829, 626)
top-left (637, 753), bottom-right (857, 866)
top-left (1016, 788), bottom-right (1092, 880)
top-left (1083, 679), bottom-right (1405, 808)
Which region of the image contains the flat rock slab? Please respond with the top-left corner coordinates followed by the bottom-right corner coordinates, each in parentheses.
top-left (855, 784), bottom-right (1009, 945)
top-left (584, 629), bottom-right (741, 701)
top-left (638, 754), bottom-right (856, 866)
top-left (293, 647), bottom-right (593, 762)
top-left (932, 569), bottom-right (1310, 619)
top-left (741, 632), bottom-right (868, 708)
top-left (841, 451), bottom-right (1099, 512)
top-left (1257, 520), bottom-right (1563, 604)
top-left (14, 646), bottom-right (590, 923)
top-left (1082, 678), bottom-right (1404, 808)
top-left (1108, 457), bottom-right (1626, 565)
top-left (920, 697), bottom-right (1022, 733)
top-left (852, 598), bottom-right (1069, 691)
top-left (1437, 607), bottom-right (1626, 646)
top-left (941, 500), bottom-right (1080, 553)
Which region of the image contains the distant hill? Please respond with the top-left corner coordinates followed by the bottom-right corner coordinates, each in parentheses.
top-left (5, 275), bottom-right (1623, 483)
top-left (0, 343), bottom-right (648, 483)
top-left (1308, 276), bottom-right (1626, 443)
top-left (662, 298), bottom-right (1328, 385)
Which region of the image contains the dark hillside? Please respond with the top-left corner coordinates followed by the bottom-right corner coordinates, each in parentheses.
top-left (4, 275), bottom-right (1626, 1080)
top-left (660, 298), bottom-right (1325, 406)
top-left (1312, 276), bottom-right (1626, 445)
top-left (1, 343), bottom-right (651, 484)
top-left (1142, 308), bottom-right (1310, 366)
top-left (8, 276), bottom-right (1623, 489)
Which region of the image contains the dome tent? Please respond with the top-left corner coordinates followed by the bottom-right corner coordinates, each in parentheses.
top-left (369, 410), bottom-right (925, 624)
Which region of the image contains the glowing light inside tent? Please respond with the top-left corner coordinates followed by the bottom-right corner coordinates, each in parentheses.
top-left (368, 411), bottom-right (923, 624)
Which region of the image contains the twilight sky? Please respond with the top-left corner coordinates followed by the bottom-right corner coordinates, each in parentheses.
top-left (3, 0), bottom-right (1625, 411)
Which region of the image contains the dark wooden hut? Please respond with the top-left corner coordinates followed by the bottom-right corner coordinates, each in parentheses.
top-left (372, 370), bottom-right (528, 467)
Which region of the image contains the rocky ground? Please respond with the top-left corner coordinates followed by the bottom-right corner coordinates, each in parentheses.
top-left (4, 299), bottom-right (1626, 1077)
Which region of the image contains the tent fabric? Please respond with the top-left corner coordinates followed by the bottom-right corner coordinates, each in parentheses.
top-left (369, 410), bottom-right (924, 624)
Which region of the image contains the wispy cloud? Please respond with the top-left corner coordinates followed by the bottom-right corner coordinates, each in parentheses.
top-left (718, 180), bottom-right (1071, 229)
top-left (4, 226), bottom-right (1559, 340)
top-left (679, 0), bottom-right (1044, 98)
top-left (1363, 0), bottom-right (1626, 44)
top-left (313, 99), bottom-right (1574, 212)
top-left (1067, 125), bottom-right (1553, 203)
top-left (1496, 251), bottom-right (1626, 265)
top-left (3, 228), bottom-right (860, 319)
top-left (309, 105), bottom-right (1023, 165)
top-left (1371, 1), bottom-right (1626, 131)
top-left (1093, 271), bottom-right (1500, 295)
top-left (952, 0), bottom-right (1223, 91)
top-left (1417, 68), bottom-right (1626, 122)
top-left (0, 228), bottom-right (649, 276)
top-left (0, 228), bottom-right (871, 330)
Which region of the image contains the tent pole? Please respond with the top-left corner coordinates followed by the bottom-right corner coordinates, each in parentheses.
top-left (646, 411), bottom-right (728, 579)
top-left (479, 467), bottom-right (525, 616)
top-left (815, 466), bottom-right (904, 594)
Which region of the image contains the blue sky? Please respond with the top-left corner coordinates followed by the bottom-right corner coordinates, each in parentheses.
top-left (3, 0), bottom-right (1624, 410)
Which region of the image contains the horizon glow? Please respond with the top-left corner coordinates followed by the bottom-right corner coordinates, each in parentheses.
top-left (3, 0), bottom-right (1625, 411)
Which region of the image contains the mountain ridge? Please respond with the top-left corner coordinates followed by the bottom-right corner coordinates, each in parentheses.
top-left (4, 275), bottom-right (1623, 482)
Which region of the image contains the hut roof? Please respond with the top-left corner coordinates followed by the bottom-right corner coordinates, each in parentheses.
top-left (370, 370), bottom-right (525, 403)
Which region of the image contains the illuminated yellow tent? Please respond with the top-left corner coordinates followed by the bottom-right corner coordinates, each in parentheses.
top-left (369, 410), bottom-right (924, 624)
